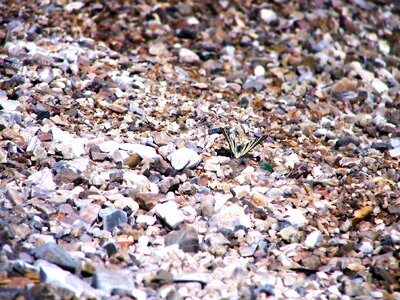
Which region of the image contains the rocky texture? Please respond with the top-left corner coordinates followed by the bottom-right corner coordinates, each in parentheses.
top-left (0, 1), bottom-right (399, 299)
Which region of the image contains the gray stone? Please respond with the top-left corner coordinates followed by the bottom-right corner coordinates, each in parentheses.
top-left (26, 168), bottom-right (56, 191)
top-left (389, 146), bottom-right (400, 158)
top-left (239, 244), bottom-right (258, 257)
top-left (179, 48), bottom-right (200, 64)
top-left (32, 243), bottom-right (77, 272)
top-left (279, 226), bottom-right (301, 243)
top-left (36, 260), bottom-right (103, 298)
top-left (164, 225), bottom-right (199, 253)
top-left (93, 269), bottom-right (135, 295)
top-left (304, 230), bottom-right (323, 249)
top-left (158, 176), bottom-right (180, 194)
top-left (99, 207), bottom-right (128, 232)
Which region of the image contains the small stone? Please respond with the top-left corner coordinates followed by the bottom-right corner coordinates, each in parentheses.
top-left (304, 230), bottom-right (323, 249)
top-left (371, 142), bottom-right (388, 151)
top-left (205, 232), bottom-right (231, 248)
top-left (260, 9), bottom-right (277, 24)
top-left (99, 207), bottom-right (128, 232)
top-left (153, 157), bottom-right (172, 175)
top-left (54, 168), bottom-right (81, 186)
top-left (89, 145), bottom-right (108, 161)
top-left (123, 172), bottom-right (150, 190)
top-left (158, 176), bottom-right (180, 194)
top-left (135, 193), bottom-right (164, 210)
top-left (64, 1), bottom-right (85, 12)
top-left (254, 65), bottom-right (265, 77)
top-left (389, 147), bottom-right (400, 157)
top-left (209, 204), bottom-right (250, 230)
top-left (358, 240), bottom-right (374, 253)
top-left (149, 41), bottom-right (167, 56)
top-left (79, 203), bottom-right (101, 225)
top-left (371, 78), bottom-right (388, 94)
top-left (153, 131), bottom-right (173, 146)
top-left (301, 255), bottom-right (321, 270)
top-left (114, 197), bottom-right (139, 212)
top-left (279, 226), bottom-right (301, 243)
top-left (154, 201), bottom-right (185, 229)
top-left (239, 244), bottom-right (258, 257)
top-left (334, 136), bottom-right (360, 150)
top-left (179, 48), bottom-right (200, 64)
top-left (32, 243), bottom-right (76, 272)
top-left (168, 147), bottom-right (201, 170)
top-left (136, 215), bottom-right (156, 226)
top-left (93, 269), bottom-right (135, 295)
top-left (231, 185), bottom-right (250, 198)
top-left (164, 225), bottom-right (199, 252)
top-left (37, 260), bottom-right (102, 298)
top-left (284, 209), bottom-right (307, 227)
top-left (26, 168), bottom-right (57, 191)
top-left (123, 153), bottom-right (142, 168)
top-left (250, 192), bottom-right (269, 208)
top-left (108, 103), bottom-right (127, 113)
top-left (97, 140), bottom-right (120, 153)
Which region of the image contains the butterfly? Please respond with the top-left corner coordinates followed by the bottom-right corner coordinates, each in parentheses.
top-left (221, 127), bottom-right (267, 159)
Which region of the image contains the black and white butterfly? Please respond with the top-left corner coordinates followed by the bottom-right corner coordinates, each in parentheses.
top-left (221, 127), bottom-right (267, 159)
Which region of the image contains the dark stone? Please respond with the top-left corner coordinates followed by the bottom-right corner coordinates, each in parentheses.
top-left (89, 145), bottom-right (108, 161)
top-left (153, 157), bottom-right (172, 175)
top-left (103, 242), bottom-right (118, 256)
top-left (99, 207), bottom-right (127, 232)
top-left (158, 177), bottom-right (180, 194)
top-left (333, 137), bottom-right (360, 150)
top-left (135, 193), bottom-right (164, 211)
top-left (253, 284), bottom-right (274, 297)
top-left (54, 168), bottom-right (81, 185)
top-left (208, 127), bottom-right (223, 135)
top-left (164, 225), bottom-right (200, 253)
top-left (176, 28), bottom-right (197, 39)
top-left (32, 243), bottom-right (77, 272)
top-left (371, 142), bottom-right (388, 151)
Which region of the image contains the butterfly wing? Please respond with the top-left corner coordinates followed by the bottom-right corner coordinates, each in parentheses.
top-left (235, 134), bottom-right (267, 158)
top-left (222, 128), bottom-right (267, 158)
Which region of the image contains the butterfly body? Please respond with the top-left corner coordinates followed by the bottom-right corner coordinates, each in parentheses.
top-left (221, 128), bottom-right (267, 159)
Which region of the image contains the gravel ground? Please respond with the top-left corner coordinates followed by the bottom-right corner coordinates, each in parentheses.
top-left (0, 1), bottom-right (399, 299)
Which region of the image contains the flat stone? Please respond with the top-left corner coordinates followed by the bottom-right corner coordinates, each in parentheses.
top-left (32, 243), bottom-right (77, 272)
top-left (79, 203), bottom-right (101, 225)
top-left (97, 140), bottom-right (120, 153)
top-left (209, 204), bottom-right (250, 230)
top-left (154, 201), bottom-right (185, 229)
top-left (304, 230), bottom-right (323, 249)
top-left (36, 260), bottom-right (103, 298)
top-left (168, 147), bottom-right (201, 170)
top-left (158, 177), bottom-right (180, 194)
top-left (164, 225), bottom-right (199, 253)
top-left (99, 207), bottom-right (128, 232)
top-left (260, 8), bottom-right (277, 24)
top-left (54, 168), bottom-right (81, 186)
top-left (179, 48), bottom-right (200, 64)
top-left (135, 193), bottom-right (164, 210)
top-left (92, 269), bottom-right (135, 295)
top-left (136, 215), bottom-right (156, 225)
top-left (120, 143), bottom-right (159, 159)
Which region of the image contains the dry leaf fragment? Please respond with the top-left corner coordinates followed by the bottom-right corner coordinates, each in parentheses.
top-left (353, 206), bottom-right (373, 220)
